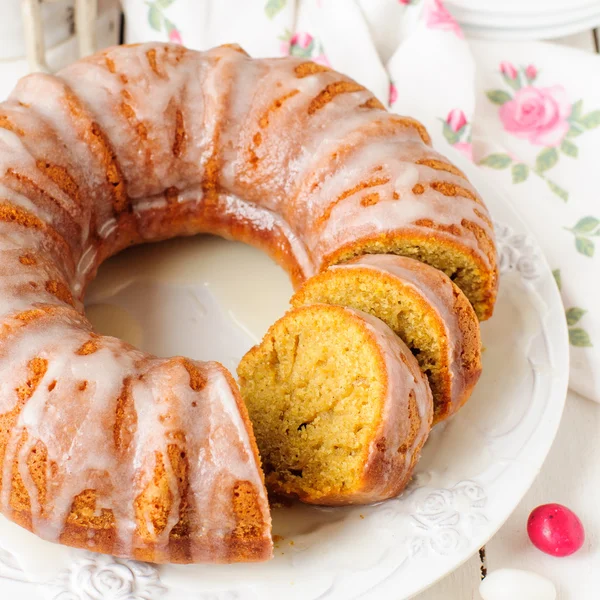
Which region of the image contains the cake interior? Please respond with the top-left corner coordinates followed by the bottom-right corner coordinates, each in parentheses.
top-left (292, 268), bottom-right (448, 420)
top-left (325, 236), bottom-right (494, 321)
top-left (237, 305), bottom-right (384, 502)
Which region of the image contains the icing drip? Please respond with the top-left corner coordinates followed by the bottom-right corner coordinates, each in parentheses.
top-left (0, 314), bottom-right (270, 559)
top-left (0, 42), bottom-right (494, 560)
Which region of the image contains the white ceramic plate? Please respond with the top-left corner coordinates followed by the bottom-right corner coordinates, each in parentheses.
top-left (447, 0), bottom-right (599, 15)
top-left (449, 2), bottom-right (600, 29)
top-left (461, 14), bottom-right (600, 41)
top-left (0, 163), bottom-right (569, 600)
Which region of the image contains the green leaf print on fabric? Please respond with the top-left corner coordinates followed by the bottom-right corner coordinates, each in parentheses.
top-left (570, 99), bottom-right (583, 121)
top-left (148, 5), bottom-right (163, 31)
top-left (552, 269), bottom-right (561, 291)
top-left (566, 307), bottom-right (587, 326)
top-left (560, 139), bottom-right (578, 158)
top-left (511, 163), bottom-right (529, 183)
top-left (546, 180), bottom-right (569, 202)
top-left (146, 0), bottom-right (182, 43)
top-left (569, 328), bottom-right (593, 347)
top-left (566, 216), bottom-right (599, 256)
top-left (502, 72), bottom-right (522, 92)
top-left (535, 147), bottom-right (559, 173)
top-left (580, 111), bottom-right (600, 130)
top-left (575, 237), bottom-right (595, 257)
top-left (565, 306), bottom-right (593, 347)
top-left (479, 154), bottom-right (512, 169)
top-left (568, 100), bottom-right (600, 132)
top-left (572, 216), bottom-right (600, 234)
top-left (265, 0), bottom-right (287, 19)
top-left (486, 90), bottom-right (512, 105)
top-left (442, 121), bottom-right (461, 145)
top-left (566, 123), bottom-right (584, 138)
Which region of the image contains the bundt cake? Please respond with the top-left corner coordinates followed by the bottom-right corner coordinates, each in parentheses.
top-left (291, 255), bottom-right (482, 423)
top-left (0, 329), bottom-right (271, 563)
top-left (237, 304), bottom-right (433, 505)
top-left (0, 41), bottom-right (495, 561)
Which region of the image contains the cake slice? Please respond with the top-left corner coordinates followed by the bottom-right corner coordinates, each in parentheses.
top-left (291, 255), bottom-right (482, 423)
top-left (237, 303), bottom-right (433, 506)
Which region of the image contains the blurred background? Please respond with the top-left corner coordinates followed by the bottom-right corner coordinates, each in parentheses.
top-left (2, 0), bottom-right (599, 101)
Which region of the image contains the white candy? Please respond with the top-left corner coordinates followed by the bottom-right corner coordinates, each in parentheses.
top-left (480, 568), bottom-right (557, 600)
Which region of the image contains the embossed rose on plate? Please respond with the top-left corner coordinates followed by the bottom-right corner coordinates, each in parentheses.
top-left (51, 554), bottom-right (165, 600)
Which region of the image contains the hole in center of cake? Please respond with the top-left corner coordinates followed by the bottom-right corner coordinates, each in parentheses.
top-left (85, 235), bottom-right (293, 371)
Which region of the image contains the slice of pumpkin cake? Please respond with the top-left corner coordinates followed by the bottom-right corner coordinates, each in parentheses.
top-left (237, 303), bottom-right (433, 506)
top-left (291, 255), bottom-right (482, 423)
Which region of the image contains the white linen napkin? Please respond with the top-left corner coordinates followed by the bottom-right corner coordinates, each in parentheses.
top-left (123, 0), bottom-right (600, 402)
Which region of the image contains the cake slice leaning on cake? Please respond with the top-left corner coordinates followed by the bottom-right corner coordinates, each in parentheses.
top-left (291, 255), bottom-right (482, 424)
top-left (237, 304), bottom-right (434, 505)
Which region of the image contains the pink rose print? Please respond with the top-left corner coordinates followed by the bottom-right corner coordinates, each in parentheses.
top-left (280, 40), bottom-right (291, 56)
top-left (525, 64), bottom-right (538, 82)
top-left (389, 82), bottom-right (398, 106)
top-left (453, 141), bottom-right (473, 160)
top-left (313, 53), bottom-right (331, 67)
top-left (482, 61), bottom-right (600, 201)
top-left (291, 32), bottom-right (314, 50)
top-left (147, 0), bottom-right (181, 44)
top-left (399, 0), bottom-right (421, 4)
top-left (425, 0), bottom-right (464, 38)
top-left (499, 86), bottom-right (571, 147)
top-left (446, 108), bottom-right (467, 132)
top-left (168, 28), bottom-right (183, 45)
top-left (441, 108), bottom-right (472, 161)
top-left (500, 61), bottom-right (518, 80)
top-left (280, 30), bottom-right (329, 65)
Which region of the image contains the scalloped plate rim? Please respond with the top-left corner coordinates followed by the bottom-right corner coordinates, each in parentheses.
top-left (364, 157), bottom-right (570, 600)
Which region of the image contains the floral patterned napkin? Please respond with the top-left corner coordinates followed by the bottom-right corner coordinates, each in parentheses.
top-left (123, 0), bottom-right (600, 402)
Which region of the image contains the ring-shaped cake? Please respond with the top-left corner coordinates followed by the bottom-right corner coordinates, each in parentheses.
top-left (0, 43), bottom-right (497, 563)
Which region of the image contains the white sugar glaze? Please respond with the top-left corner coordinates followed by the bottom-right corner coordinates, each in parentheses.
top-left (0, 41), bottom-right (494, 560)
top-left (0, 311), bottom-right (270, 560)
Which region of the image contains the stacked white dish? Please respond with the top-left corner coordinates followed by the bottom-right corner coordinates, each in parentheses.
top-left (447, 0), bottom-right (600, 41)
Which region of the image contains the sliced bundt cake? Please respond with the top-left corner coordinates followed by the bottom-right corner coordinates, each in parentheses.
top-left (237, 304), bottom-right (433, 505)
top-left (291, 255), bottom-right (482, 423)
top-left (0, 41), bottom-right (493, 558)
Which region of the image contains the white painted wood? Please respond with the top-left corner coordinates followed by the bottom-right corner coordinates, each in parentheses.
top-left (75, 0), bottom-right (98, 58)
top-left (413, 554), bottom-right (482, 599)
top-left (20, 0), bottom-right (50, 73)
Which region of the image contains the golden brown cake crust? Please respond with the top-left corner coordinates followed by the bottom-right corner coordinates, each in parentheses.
top-left (238, 304), bottom-right (433, 506)
top-left (291, 255), bottom-right (482, 423)
top-left (0, 42), bottom-right (494, 560)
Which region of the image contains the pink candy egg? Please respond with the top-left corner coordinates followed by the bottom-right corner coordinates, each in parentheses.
top-left (527, 503), bottom-right (585, 557)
